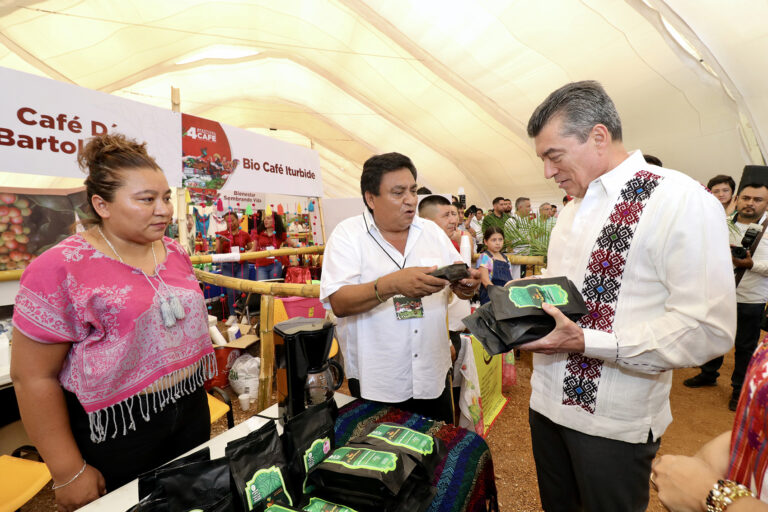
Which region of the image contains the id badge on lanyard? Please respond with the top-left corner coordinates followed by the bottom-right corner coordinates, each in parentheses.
top-left (365, 216), bottom-right (424, 320)
top-left (393, 295), bottom-right (424, 320)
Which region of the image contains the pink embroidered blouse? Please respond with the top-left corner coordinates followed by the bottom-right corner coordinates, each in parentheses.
top-left (13, 235), bottom-right (214, 437)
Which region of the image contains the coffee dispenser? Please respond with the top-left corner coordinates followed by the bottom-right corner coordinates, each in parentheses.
top-left (274, 317), bottom-right (343, 421)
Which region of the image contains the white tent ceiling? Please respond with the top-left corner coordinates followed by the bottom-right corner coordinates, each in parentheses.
top-left (0, 0), bottom-right (765, 206)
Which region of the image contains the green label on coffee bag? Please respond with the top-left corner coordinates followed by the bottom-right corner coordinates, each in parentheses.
top-left (367, 424), bottom-right (434, 455)
top-left (304, 497), bottom-right (358, 512)
top-left (245, 466), bottom-right (293, 510)
top-left (325, 447), bottom-right (397, 473)
top-left (508, 284), bottom-right (568, 308)
top-left (303, 437), bottom-right (331, 492)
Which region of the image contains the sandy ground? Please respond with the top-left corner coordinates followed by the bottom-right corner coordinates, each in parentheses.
top-left (21, 350), bottom-right (737, 511)
top-left (485, 350), bottom-right (737, 511)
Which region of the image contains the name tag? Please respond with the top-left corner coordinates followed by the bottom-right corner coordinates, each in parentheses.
top-left (393, 295), bottom-right (424, 320)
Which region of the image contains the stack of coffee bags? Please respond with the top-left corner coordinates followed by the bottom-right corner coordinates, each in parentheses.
top-left (307, 423), bottom-right (443, 512)
top-left (463, 276), bottom-right (588, 355)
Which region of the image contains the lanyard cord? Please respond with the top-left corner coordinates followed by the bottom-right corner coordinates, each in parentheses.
top-left (364, 214), bottom-right (406, 270)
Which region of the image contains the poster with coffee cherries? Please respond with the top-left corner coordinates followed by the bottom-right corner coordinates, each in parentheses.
top-left (0, 187), bottom-right (89, 271)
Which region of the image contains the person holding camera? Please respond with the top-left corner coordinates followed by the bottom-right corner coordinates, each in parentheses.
top-left (685, 173), bottom-right (768, 411)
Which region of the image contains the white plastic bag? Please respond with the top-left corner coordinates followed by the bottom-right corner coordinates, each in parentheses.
top-left (228, 353), bottom-right (261, 397)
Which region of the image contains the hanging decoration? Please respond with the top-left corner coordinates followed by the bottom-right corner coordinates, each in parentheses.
top-left (307, 200), bottom-right (315, 212)
top-left (245, 204), bottom-right (253, 216)
top-left (216, 198), bottom-right (224, 212)
top-left (184, 188), bottom-right (191, 203)
top-left (266, 204), bottom-right (273, 216)
top-left (277, 204), bottom-right (284, 216)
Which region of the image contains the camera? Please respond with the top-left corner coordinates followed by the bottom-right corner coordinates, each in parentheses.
top-left (731, 224), bottom-right (763, 258)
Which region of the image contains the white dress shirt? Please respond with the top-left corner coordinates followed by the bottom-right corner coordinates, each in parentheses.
top-left (469, 216), bottom-right (483, 245)
top-left (320, 209), bottom-right (462, 402)
top-left (731, 213), bottom-right (768, 304)
top-left (532, 150), bottom-right (736, 443)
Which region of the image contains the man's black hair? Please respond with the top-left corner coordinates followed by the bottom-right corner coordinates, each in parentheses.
top-left (360, 152), bottom-right (417, 213)
top-left (738, 183), bottom-right (768, 195)
top-left (527, 80), bottom-right (622, 142)
top-left (416, 186), bottom-right (432, 195)
top-left (492, 197), bottom-right (504, 205)
top-left (417, 194), bottom-right (451, 216)
top-left (643, 154), bottom-right (663, 166)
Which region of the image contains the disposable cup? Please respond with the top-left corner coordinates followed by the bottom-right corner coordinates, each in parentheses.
top-left (238, 393), bottom-right (251, 411)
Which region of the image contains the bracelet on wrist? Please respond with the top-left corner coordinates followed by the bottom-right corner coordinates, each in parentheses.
top-left (374, 278), bottom-right (386, 303)
top-left (706, 479), bottom-right (755, 512)
top-left (51, 460), bottom-right (87, 490)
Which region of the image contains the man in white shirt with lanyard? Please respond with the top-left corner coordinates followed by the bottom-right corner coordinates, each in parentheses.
top-left (519, 80), bottom-right (736, 511)
top-left (320, 152), bottom-right (480, 423)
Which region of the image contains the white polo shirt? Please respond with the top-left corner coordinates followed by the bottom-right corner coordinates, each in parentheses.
top-left (320, 209), bottom-right (461, 402)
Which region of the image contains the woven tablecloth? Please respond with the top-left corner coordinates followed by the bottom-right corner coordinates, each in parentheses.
top-left (334, 399), bottom-right (499, 512)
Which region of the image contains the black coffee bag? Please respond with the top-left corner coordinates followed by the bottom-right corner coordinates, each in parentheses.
top-left (461, 302), bottom-right (513, 355)
top-left (487, 277), bottom-right (587, 322)
top-left (155, 456), bottom-right (230, 512)
top-left (282, 400), bottom-right (336, 498)
top-left (227, 421), bottom-right (295, 511)
top-left (464, 276), bottom-right (588, 354)
top-left (137, 447), bottom-right (211, 500)
top-left (349, 423), bottom-right (444, 482)
top-left (307, 444), bottom-right (417, 511)
top-left (302, 496), bottom-right (359, 511)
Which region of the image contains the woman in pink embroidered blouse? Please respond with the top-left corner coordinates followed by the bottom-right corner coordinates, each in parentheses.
top-left (10, 134), bottom-right (214, 512)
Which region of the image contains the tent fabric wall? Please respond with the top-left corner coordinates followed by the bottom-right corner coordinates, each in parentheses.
top-left (0, 0), bottom-right (765, 205)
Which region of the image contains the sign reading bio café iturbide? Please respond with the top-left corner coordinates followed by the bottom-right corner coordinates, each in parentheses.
top-left (0, 66), bottom-right (182, 186)
top-left (181, 114), bottom-right (322, 207)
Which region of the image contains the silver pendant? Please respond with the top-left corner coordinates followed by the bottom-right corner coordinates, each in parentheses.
top-left (169, 294), bottom-right (185, 320)
top-left (159, 298), bottom-right (176, 328)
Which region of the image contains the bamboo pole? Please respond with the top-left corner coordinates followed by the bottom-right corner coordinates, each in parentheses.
top-left (506, 255), bottom-right (546, 266)
top-left (317, 197), bottom-right (326, 244)
top-left (257, 294), bottom-right (275, 412)
top-left (0, 269), bottom-right (23, 282)
top-left (194, 269), bottom-right (320, 298)
top-left (190, 245), bottom-right (324, 265)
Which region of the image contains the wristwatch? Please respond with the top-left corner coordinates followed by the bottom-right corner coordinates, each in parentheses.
top-left (706, 479), bottom-right (755, 512)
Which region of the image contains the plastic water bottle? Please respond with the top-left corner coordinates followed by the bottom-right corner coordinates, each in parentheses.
top-left (460, 234), bottom-right (472, 265)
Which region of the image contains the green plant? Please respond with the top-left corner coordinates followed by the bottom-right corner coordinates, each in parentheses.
top-left (503, 217), bottom-right (554, 257)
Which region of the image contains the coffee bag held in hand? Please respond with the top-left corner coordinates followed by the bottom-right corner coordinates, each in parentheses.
top-left (463, 276), bottom-right (588, 355)
top-left (227, 421), bottom-right (294, 511)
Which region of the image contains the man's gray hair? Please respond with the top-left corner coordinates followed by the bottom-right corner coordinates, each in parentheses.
top-left (527, 80), bottom-right (622, 143)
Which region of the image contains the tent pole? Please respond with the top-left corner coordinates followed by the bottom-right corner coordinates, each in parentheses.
top-left (317, 197), bottom-right (327, 245)
top-left (171, 86), bottom-right (189, 252)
